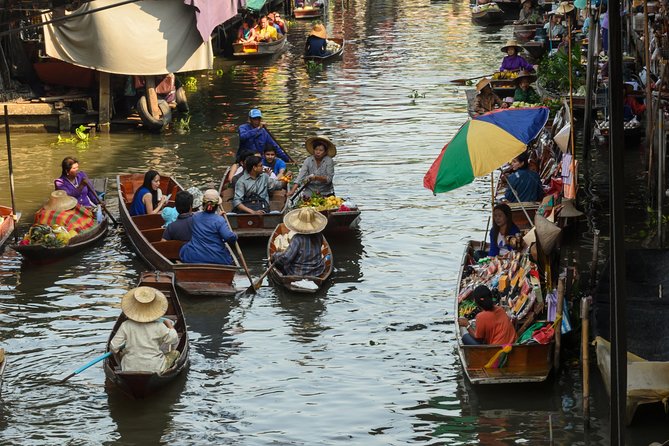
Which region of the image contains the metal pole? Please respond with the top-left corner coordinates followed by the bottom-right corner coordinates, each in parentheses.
top-left (607, 0), bottom-right (628, 439)
top-left (3, 106), bottom-right (18, 243)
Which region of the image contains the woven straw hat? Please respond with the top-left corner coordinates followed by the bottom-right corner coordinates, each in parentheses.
top-left (534, 214), bottom-right (561, 255)
top-left (121, 286), bottom-right (168, 323)
top-left (514, 70), bottom-right (537, 85)
top-left (476, 78), bottom-right (492, 92)
top-left (558, 199), bottom-right (584, 217)
top-left (305, 136), bottom-right (337, 157)
top-left (283, 207), bottom-right (327, 234)
top-left (44, 190), bottom-right (77, 211)
top-left (555, 1), bottom-right (575, 14)
top-left (310, 24), bottom-right (327, 39)
top-left (501, 39), bottom-right (522, 53)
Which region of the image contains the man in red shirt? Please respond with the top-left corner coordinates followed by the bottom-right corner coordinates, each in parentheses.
top-left (458, 285), bottom-right (517, 345)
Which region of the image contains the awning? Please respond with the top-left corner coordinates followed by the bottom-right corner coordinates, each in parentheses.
top-left (184, 0), bottom-right (240, 42)
top-left (43, 0), bottom-right (213, 75)
top-left (244, 0), bottom-right (266, 12)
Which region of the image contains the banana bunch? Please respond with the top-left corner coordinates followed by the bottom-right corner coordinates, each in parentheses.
top-left (510, 101), bottom-right (541, 108)
top-left (492, 70), bottom-right (519, 80)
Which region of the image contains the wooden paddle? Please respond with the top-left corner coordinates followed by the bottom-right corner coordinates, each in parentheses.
top-left (247, 261), bottom-right (277, 292)
top-left (449, 73), bottom-right (496, 86)
top-left (221, 212), bottom-right (255, 293)
top-left (83, 178), bottom-right (119, 227)
top-left (265, 127), bottom-right (295, 163)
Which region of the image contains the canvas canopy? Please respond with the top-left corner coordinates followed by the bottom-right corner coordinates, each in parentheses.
top-left (43, 0), bottom-right (213, 75)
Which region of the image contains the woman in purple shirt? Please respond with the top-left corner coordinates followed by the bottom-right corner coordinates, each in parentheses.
top-left (54, 157), bottom-right (100, 207)
top-left (499, 40), bottom-right (534, 73)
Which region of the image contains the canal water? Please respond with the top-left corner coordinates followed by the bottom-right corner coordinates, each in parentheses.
top-left (0, 0), bottom-right (665, 444)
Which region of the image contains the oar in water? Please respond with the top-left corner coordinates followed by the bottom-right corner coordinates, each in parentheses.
top-left (221, 212), bottom-right (256, 294)
top-left (247, 261), bottom-right (277, 292)
top-left (449, 73), bottom-right (496, 86)
top-left (61, 351), bottom-right (112, 383)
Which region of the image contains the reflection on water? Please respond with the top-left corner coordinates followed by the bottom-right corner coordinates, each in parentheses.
top-left (0, 0), bottom-right (661, 443)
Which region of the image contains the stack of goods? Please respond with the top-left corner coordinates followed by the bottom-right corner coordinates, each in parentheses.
top-left (20, 225), bottom-right (78, 248)
top-left (457, 251), bottom-right (544, 324)
top-left (326, 40), bottom-right (341, 53)
top-left (472, 2), bottom-right (502, 13)
top-left (297, 194), bottom-right (354, 212)
top-left (492, 70), bottom-right (519, 80)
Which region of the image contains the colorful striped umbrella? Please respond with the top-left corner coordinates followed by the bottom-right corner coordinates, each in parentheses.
top-left (423, 107), bottom-right (549, 194)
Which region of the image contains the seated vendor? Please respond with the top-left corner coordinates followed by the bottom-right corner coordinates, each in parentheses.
top-left (489, 203), bottom-right (521, 257)
top-left (513, 71), bottom-right (541, 104)
top-left (272, 207), bottom-right (327, 277)
top-left (305, 24), bottom-right (330, 57)
top-left (500, 39), bottom-right (534, 73)
top-left (515, 0), bottom-right (540, 24)
top-left (54, 157), bottom-right (100, 207)
top-left (623, 84), bottom-right (646, 121)
top-left (110, 286), bottom-right (179, 373)
top-left (504, 152), bottom-right (543, 203)
top-left (458, 285), bottom-right (517, 346)
top-left (473, 78), bottom-right (507, 115)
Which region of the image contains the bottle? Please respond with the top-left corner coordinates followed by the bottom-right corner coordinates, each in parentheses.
top-left (96, 205), bottom-right (103, 224)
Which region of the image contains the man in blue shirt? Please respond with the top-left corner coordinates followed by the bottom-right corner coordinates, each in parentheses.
top-left (262, 145), bottom-right (286, 177)
top-left (503, 152), bottom-right (543, 202)
top-left (162, 191), bottom-right (194, 241)
top-left (238, 108), bottom-right (291, 163)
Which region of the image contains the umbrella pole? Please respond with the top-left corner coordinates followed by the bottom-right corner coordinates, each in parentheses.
top-left (505, 180), bottom-right (535, 229)
top-left (490, 174), bottom-right (495, 211)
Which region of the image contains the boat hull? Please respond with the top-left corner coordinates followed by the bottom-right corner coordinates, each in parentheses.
top-left (232, 36), bottom-right (286, 58)
top-left (294, 7), bottom-right (323, 19)
top-left (304, 38), bottom-right (345, 62)
top-left (0, 206), bottom-right (19, 249)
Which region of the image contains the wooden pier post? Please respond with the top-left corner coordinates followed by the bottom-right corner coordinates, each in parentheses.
top-left (99, 71), bottom-right (111, 133)
top-left (589, 229), bottom-right (600, 293)
top-left (581, 296), bottom-right (591, 428)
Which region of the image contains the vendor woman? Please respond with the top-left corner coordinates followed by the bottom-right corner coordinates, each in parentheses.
top-left (513, 71), bottom-right (541, 104)
top-left (489, 203), bottom-right (521, 256)
top-left (54, 156), bottom-right (100, 207)
top-left (499, 39), bottom-right (534, 73)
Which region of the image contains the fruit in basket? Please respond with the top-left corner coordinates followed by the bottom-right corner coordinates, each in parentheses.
top-left (297, 194), bottom-right (344, 211)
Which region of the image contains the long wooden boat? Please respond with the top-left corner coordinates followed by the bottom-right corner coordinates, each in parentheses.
top-left (293, 5), bottom-right (323, 19)
top-left (217, 169), bottom-right (288, 238)
top-left (0, 205), bottom-right (19, 249)
top-left (12, 178), bottom-right (107, 264)
top-left (304, 38), bottom-right (345, 62)
top-left (471, 4), bottom-right (506, 25)
top-left (267, 222), bottom-right (333, 293)
top-left (513, 23), bottom-right (539, 42)
top-left (104, 271), bottom-right (189, 398)
top-left (117, 173), bottom-right (240, 297)
top-left (455, 240), bottom-right (554, 384)
top-left (232, 35), bottom-right (286, 58)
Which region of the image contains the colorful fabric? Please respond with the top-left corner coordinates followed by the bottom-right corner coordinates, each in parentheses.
top-left (423, 107), bottom-right (549, 194)
top-left (33, 204), bottom-right (96, 233)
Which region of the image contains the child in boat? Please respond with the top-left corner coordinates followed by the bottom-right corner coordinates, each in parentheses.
top-left (513, 71), bottom-right (541, 104)
top-left (237, 19), bottom-right (257, 44)
top-left (500, 39), bottom-right (534, 73)
top-left (110, 286), bottom-right (178, 373)
top-left (458, 285), bottom-right (517, 345)
top-left (489, 203), bottom-right (521, 257)
top-left (272, 207), bottom-right (327, 277)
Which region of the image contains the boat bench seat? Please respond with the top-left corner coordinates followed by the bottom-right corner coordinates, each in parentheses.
top-left (142, 227), bottom-right (165, 243)
top-left (152, 240), bottom-right (185, 261)
top-left (132, 213), bottom-right (164, 230)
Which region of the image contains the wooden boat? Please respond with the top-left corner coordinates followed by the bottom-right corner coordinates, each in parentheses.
top-left (522, 40), bottom-right (547, 61)
top-left (0, 348), bottom-right (5, 393)
top-left (13, 178), bottom-right (108, 264)
top-left (217, 170), bottom-right (288, 238)
top-left (455, 240), bottom-right (554, 384)
top-left (513, 23), bottom-right (539, 41)
top-left (293, 4), bottom-right (323, 19)
top-left (471, 3), bottom-right (506, 25)
top-left (104, 271), bottom-right (189, 398)
top-left (304, 38), bottom-right (345, 62)
top-left (232, 35), bottom-right (286, 58)
top-left (267, 222), bottom-right (333, 293)
top-left (0, 205), bottom-right (19, 249)
top-left (117, 173), bottom-right (240, 297)
top-left (490, 79), bottom-right (516, 99)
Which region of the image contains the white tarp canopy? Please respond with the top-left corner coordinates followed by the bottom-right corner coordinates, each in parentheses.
top-left (44, 0), bottom-right (213, 75)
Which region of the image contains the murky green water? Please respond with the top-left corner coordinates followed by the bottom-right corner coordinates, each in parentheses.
top-left (0, 0), bottom-right (664, 444)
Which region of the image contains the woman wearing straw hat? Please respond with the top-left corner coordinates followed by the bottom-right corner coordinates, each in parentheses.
top-left (289, 136), bottom-right (336, 198)
top-left (110, 286), bottom-right (178, 373)
top-left (472, 78), bottom-right (506, 115)
top-left (179, 189), bottom-right (238, 265)
top-left (513, 71), bottom-right (541, 104)
top-left (272, 207), bottom-right (328, 277)
top-left (499, 39), bottom-right (534, 73)
top-left (305, 24), bottom-right (330, 58)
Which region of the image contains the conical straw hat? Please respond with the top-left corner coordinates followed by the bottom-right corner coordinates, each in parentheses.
top-left (476, 78), bottom-right (491, 92)
top-left (534, 214), bottom-right (561, 255)
top-left (121, 286), bottom-right (168, 323)
top-left (305, 135), bottom-right (337, 158)
top-left (555, 1), bottom-right (575, 14)
top-left (558, 199), bottom-right (584, 217)
top-left (553, 123), bottom-right (571, 153)
top-left (283, 207), bottom-right (327, 234)
top-left (44, 190), bottom-right (77, 212)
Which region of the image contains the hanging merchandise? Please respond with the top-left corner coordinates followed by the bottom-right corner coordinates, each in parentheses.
top-left (561, 298), bottom-right (572, 334)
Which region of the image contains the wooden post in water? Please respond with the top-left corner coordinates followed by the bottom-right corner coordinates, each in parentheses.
top-left (589, 229), bottom-right (600, 293)
top-left (644, 0), bottom-right (653, 140)
top-left (583, 3), bottom-right (597, 158)
top-left (581, 296), bottom-right (591, 427)
top-left (99, 71), bottom-right (111, 133)
top-left (145, 76), bottom-right (160, 120)
top-left (3, 105), bottom-right (18, 243)
top-left (554, 276), bottom-right (565, 372)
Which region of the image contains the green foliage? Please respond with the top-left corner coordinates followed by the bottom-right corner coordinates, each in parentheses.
top-left (184, 76), bottom-right (198, 92)
top-left (408, 90), bottom-right (426, 99)
top-left (537, 43), bottom-right (585, 94)
top-left (174, 115), bottom-right (191, 134)
top-left (306, 60), bottom-right (323, 75)
top-left (55, 125), bottom-right (90, 149)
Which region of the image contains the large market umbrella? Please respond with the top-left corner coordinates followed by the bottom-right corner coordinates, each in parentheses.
top-left (423, 107), bottom-right (549, 194)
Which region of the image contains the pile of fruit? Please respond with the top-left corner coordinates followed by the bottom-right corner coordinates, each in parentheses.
top-left (459, 299), bottom-right (480, 319)
top-left (473, 2), bottom-right (501, 12)
top-left (510, 101), bottom-right (541, 108)
top-left (20, 224), bottom-right (77, 247)
top-left (492, 70), bottom-right (519, 80)
top-left (297, 195), bottom-right (344, 211)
